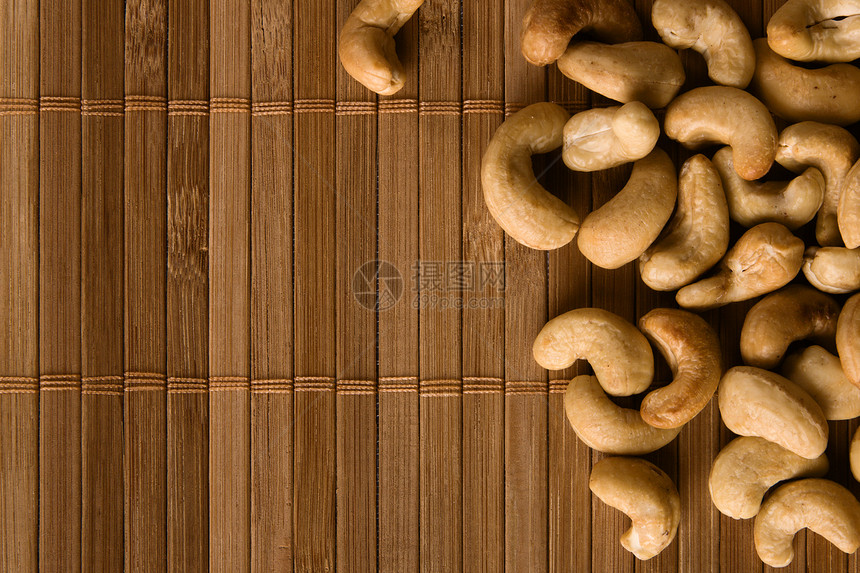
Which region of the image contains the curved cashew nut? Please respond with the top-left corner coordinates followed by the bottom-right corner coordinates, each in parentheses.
top-left (783, 345), bottom-right (860, 420)
top-left (776, 121), bottom-right (860, 247)
top-left (751, 38), bottom-right (860, 127)
top-left (651, 0), bottom-right (754, 88)
top-left (754, 479), bottom-right (860, 568)
top-left (639, 154), bottom-right (729, 291)
top-left (803, 246), bottom-right (860, 294)
top-left (481, 102), bottom-right (579, 250)
top-left (713, 146), bottom-right (824, 231)
top-left (565, 376), bottom-right (680, 454)
top-left (837, 292), bottom-right (860, 389)
top-left (740, 285), bottom-right (840, 369)
top-left (338, 0), bottom-right (424, 95)
top-left (556, 41), bottom-right (684, 108)
top-left (767, 0), bottom-right (860, 63)
top-left (709, 437), bottom-right (828, 520)
top-left (561, 102), bottom-right (660, 172)
top-left (533, 307), bottom-right (653, 396)
top-left (839, 158), bottom-right (860, 248)
top-left (664, 87), bottom-right (777, 181)
top-left (521, 0), bottom-right (643, 66)
top-left (638, 308), bottom-right (722, 429)
top-left (589, 457), bottom-right (680, 560)
top-left (851, 426), bottom-right (860, 482)
top-left (718, 366), bottom-right (829, 459)
top-left (675, 223), bottom-right (804, 311)
top-left (577, 148), bottom-right (676, 270)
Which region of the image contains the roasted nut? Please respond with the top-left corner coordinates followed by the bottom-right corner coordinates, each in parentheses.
top-left (521, 0), bottom-right (643, 66)
top-left (802, 246), bottom-right (860, 294)
top-left (837, 292), bottom-right (860, 389)
top-left (533, 307), bottom-right (653, 396)
top-left (638, 308), bottom-right (722, 429)
top-left (557, 41), bottom-right (684, 108)
top-left (838, 158), bottom-right (860, 248)
top-left (639, 154), bottom-right (730, 291)
top-left (589, 457), bottom-right (681, 560)
top-left (740, 285), bottom-right (840, 369)
top-left (767, 0), bottom-right (860, 62)
top-left (664, 86), bottom-right (777, 181)
top-left (712, 146), bottom-right (824, 230)
top-left (651, 0), bottom-right (754, 88)
top-left (675, 223), bottom-right (804, 310)
top-left (851, 426), bottom-right (860, 482)
top-left (482, 102), bottom-right (579, 250)
top-left (783, 345), bottom-right (860, 420)
top-left (755, 479), bottom-right (860, 567)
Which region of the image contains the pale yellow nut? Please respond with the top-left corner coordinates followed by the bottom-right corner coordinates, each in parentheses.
top-left (718, 366), bottom-right (828, 459)
top-left (533, 307), bottom-right (653, 396)
top-left (803, 246), bottom-right (860, 294)
top-left (838, 157), bottom-right (860, 248)
top-left (589, 457), bottom-right (680, 560)
top-left (709, 437), bottom-right (828, 520)
top-left (640, 154), bottom-right (729, 291)
top-left (482, 102), bottom-right (579, 250)
top-left (783, 345), bottom-right (860, 420)
top-left (851, 426), bottom-right (860, 481)
top-left (767, 0), bottom-right (860, 63)
top-left (837, 292), bottom-right (860, 388)
top-left (557, 41), bottom-right (684, 108)
top-left (755, 479), bottom-right (860, 568)
top-left (564, 376), bottom-right (680, 454)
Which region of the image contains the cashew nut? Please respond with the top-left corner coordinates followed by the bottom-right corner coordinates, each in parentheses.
top-left (565, 376), bottom-right (681, 454)
top-left (482, 102), bottom-right (579, 250)
top-left (651, 0), bottom-right (754, 88)
top-left (556, 41), bottom-right (685, 108)
top-left (751, 38), bottom-right (860, 126)
top-left (712, 146), bottom-right (825, 231)
top-left (851, 426), bottom-right (860, 481)
top-left (639, 154), bottom-right (730, 291)
top-left (709, 437), bottom-right (828, 520)
top-left (664, 87), bottom-right (777, 181)
top-left (783, 345), bottom-right (860, 420)
top-left (561, 102), bottom-right (660, 172)
top-left (675, 223), bottom-right (804, 310)
top-left (739, 285), bottom-right (840, 369)
top-left (776, 121), bottom-right (860, 247)
top-left (533, 307), bottom-right (653, 396)
top-left (802, 246), bottom-right (860, 294)
top-left (839, 157), bottom-right (860, 248)
top-left (754, 479), bottom-right (860, 568)
top-left (718, 366), bottom-right (829, 459)
top-left (577, 148), bottom-right (676, 269)
top-left (589, 457), bottom-right (681, 560)
top-left (767, 0), bottom-right (860, 63)
top-left (521, 0), bottom-right (643, 66)
top-left (638, 308), bottom-right (723, 429)
top-left (837, 292), bottom-right (860, 389)
top-left (338, 0), bottom-right (424, 95)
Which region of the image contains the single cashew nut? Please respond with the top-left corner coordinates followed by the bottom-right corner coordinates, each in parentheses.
top-left (740, 285), bottom-right (840, 369)
top-left (338, 0), bottom-right (424, 95)
top-left (533, 307), bottom-right (653, 396)
top-left (639, 154), bottom-right (730, 291)
top-left (751, 38), bottom-right (860, 127)
top-left (589, 457), bottom-right (681, 560)
top-left (638, 308), bottom-right (722, 429)
top-left (851, 426), bottom-right (860, 481)
top-left (783, 345), bottom-right (860, 420)
top-left (709, 437), bottom-right (828, 520)
top-left (718, 366), bottom-right (829, 459)
top-left (803, 246), bottom-right (860, 294)
top-left (664, 87), bottom-right (777, 181)
top-left (675, 223), bottom-right (804, 310)
top-left (482, 102), bottom-right (578, 250)
top-left (565, 376), bottom-right (680, 454)
top-left (776, 121), bottom-right (860, 247)
top-left (767, 0), bottom-right (860, 63)
top-left (712, 146), bottom-right (825, 231)
top-left (577, 148), bottom-right (677, 269)
top-left (651, 0), bottom-right (754, 88)
top-left (755, 479), bottom-right (860, 568)
top-left (557, 41), bottom-right (684, 108)
top-left (521, 0), bottom-right (643, 66)
top-left (837, 292), bottom-right (860, 389)
top-left (561, 102), bottom-right (660, 172)
top-left (838, 158), bottom-right (860, 248)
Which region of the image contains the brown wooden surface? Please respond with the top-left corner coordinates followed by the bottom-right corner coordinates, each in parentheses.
top-left (3, 0), bottom-right (860, 571)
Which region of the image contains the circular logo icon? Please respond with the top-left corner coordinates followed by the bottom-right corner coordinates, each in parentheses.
top-left (352, 260), bottom-right (403, 311)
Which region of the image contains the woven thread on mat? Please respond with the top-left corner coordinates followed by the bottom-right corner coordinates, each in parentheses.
top-left (337, 379), bottom-right (376, 395)
top-left (81, 375), bottom-right (124, 396)
top-left (167, 377), bottom-right (207, 394)
top-left (336, 101), bottom-right (376, 115)
top-left (378, 376), bottom-right (419, 392)
top-left (81, 99), bottom-right (124, 117)
top-left (39, 374), bottom-right (82, 391)
top-left (211, 97), bottom-right (251, 113)
top-left (378, 99), bottom-right (418, 114)
top-left (294, 376), bottom-right (336, 392)
top-left (39, 96), bottom-right (81, 113)
top-left (462, 376), bottom-right (504, 393)
top-left (168, 100), bottom-right (209, 116)
top-left (252, 101), bottom-right (293, 116)
top-left (505, 380), bottom-right (549, 395)
top-left (419, 101), bottom-right (461, 115)
top-left (549, 379), bottom-right (569, 394)
top-left (420, 379), bottom-right (461, 397)
top-left (210, 376), bottom-right (251, 391)
top-left (0, 376), bottom-right (39, 394)
top-left (125, 95), bottom-right (167, 112)
top-left (125, 371), bottom-right (167, 392)
top-left (251, 379), bottom-right (294, 393)
top-left (0, 97), bottom-right (39, 115)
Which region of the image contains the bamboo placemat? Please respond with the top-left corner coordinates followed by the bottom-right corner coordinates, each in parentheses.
top-left (2, 0), bottom-right (860, 571)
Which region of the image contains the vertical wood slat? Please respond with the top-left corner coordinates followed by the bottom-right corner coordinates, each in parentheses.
top-left (0, 1), bottom-right (39, 571)
top-left (250, 0), bottom-right (294, 571)
top-left (39, 0), bottom-right (82, 571)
